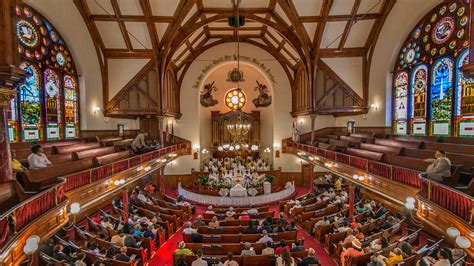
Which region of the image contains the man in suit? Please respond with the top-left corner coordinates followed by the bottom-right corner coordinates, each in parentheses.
top-left (123, 234), bottom-right (139, 248)
top-left (290, 239), bottom-right (305, 252)
top-left (115, 246), bottom-right (131, 262)
top-left (426, 150), bottom-right (451, 182)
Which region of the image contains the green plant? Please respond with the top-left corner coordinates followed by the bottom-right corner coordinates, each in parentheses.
top-left (197, 175), bottom-right (208, 186)
top-left (265, 175), bottom-right (275, 183)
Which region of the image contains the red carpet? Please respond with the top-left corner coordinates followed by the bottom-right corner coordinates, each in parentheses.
top-left (149, 187), bottom-right (337, 266)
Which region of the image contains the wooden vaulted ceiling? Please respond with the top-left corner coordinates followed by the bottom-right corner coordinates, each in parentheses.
top-left (73, 0), bottom-right (396, 118)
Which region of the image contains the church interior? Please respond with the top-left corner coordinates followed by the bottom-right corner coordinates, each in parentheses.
top-left (0, 0), bottom-right (474, 265)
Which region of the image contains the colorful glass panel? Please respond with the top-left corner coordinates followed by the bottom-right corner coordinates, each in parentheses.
top-left (410, 65), bottom-right (428, 135)
top-left (64, 75), bottom-right (78, 139)
top-left (18, 62), bottom-right (42, 141)
top-left (44, 68), bottom-right (61, 140)
top-left (431, 57), bottom-right (454, 135)
top-left (455, 49), bottom-right (474, 137)
top-left (394, 72), bottom-right (409, 134)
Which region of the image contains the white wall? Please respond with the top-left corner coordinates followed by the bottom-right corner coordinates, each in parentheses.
top-left (334, 0), bottom-right (442, 127)
top-left (25, 0), bottom-right (140, 131)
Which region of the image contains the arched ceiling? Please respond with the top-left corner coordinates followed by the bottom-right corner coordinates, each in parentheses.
top-left (74, 0), bottom-right (393, 71)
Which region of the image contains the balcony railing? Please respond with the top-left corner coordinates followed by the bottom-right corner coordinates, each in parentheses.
top-left (419, 174), bottom-right (473, 224)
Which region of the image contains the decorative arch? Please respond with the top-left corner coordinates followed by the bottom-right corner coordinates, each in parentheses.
top-left (392, 0), bottom-right (471, 137)
top-left (10, 4), bottom-right (79, 142)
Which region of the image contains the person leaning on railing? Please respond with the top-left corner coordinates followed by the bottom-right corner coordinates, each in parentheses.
top-left (425, 150), bottom-right (451, 183)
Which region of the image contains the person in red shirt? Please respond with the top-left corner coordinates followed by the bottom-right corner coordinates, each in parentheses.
top-left (275, 240), bottom-right (290, 256)
top-left (340, 239), bottom-right (365, 266)
top-left (239, 211), bottom-right (250, 221)
top-left (91, 215), bottom-right (101, 224)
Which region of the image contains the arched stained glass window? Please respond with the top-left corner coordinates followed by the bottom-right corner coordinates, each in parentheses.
top-left (11, 4), bottom-right (78, 142)
top-left (431, 57), bottom-right (454, 136)
top-left (456, 49), bottom-right (474, 136)
top-left (410, 64), bottom-right (428, 135)
top-left (44, 68), bottom-right (61, 140)
top-left (393, 0), bottom-right (470, 137)
top-left (394, 72), bottom-right (409, 134)
top-left (64, 75), bottom-right (79, 139)
top-left (19, 62), bottom-right (42, 141)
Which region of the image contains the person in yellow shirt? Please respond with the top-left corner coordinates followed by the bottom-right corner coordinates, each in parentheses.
top-left (334, 178), bottom-right (342, 191)
top-left (174, 241), bottom-right (193, 256)
top-left (11, 150), bottom-right (27, 172)
top-left (383, 248), bottom-right (404, 265)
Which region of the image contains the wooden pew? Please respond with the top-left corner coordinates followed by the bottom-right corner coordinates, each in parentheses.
top-left (12, 139), bottom-right (86, 159)
top-left (375, 138), bottom-right (422, 149)
top-left (328, 139), bottom-right (350, 150)
top-left (98, 136), bottom-right (123, 146)
top-left (346, 148), bottom-right (384, 162)
top-left (53, 142), bottom-right (101, 154)
top-left (184, 240), bottom-right (301, 255)
top-left (384, 154), bottom-right (429, 172)
top-left (19, 153), bottom-right (74, 168)
top-left (203, 211), bottom-right (275, 220)
top-left (182, 230), bottom-right (297, 243)
top-left (315, 137), bottom-right (329, 144)
top-left (93, 151), bottom-right (131, 166)
top-left (72, 146), bottom-right (117, 160)
top-left (403, 148), bottom-right (474, 176)
top-left (114, 139), bottom-right (134, 150)
top-left (174, 251), bottom-right (308, 266)
top-left (339, 135), bottom-right (365, 145)
top-left (350, 133), bottom-right (375, 139)
top-left (423, 141), bottom-right (474, 155)
top-left (326, 134), bottom-right (340, 140)
top-left (19, 159), bottom-right (94, 191)
top-left (359, 143), bottom-right (402, 155)
top-left (0, 181), bottom-right (27, 214)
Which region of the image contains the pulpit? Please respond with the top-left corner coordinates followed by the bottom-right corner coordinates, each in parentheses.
top-left (263, 181), bottom-right (271, 194)
top-left (229, 184), bottom-right (247, 197)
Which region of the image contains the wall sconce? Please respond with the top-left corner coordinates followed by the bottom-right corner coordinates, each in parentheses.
top-left (92, 106), bottom-right (102, 114)
top-left (370, 103), bottom-right (379, 111)
top-left (63, 202), bottom-right (81, 230)
top-left (192, 144), bottom-right (200, 160)
top-left (23, 235), bottom-right (40, 260)
top-left (446, 227), bottom-right (472, 251)
top-left (273, 143), bottom-right (281, 158)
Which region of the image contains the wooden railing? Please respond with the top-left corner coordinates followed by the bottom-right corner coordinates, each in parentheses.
top-left (0, 178), bottom-right (66, 250)
top-left (286, 141), bottom-right (422, 188)
top-left (62, 142), bottom-right (190, 192)
top-left (419, 174), bottom-right (473, 224)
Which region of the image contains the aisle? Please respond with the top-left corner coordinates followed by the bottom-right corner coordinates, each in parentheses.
top-left (148, 188), bottom-right (337, 266)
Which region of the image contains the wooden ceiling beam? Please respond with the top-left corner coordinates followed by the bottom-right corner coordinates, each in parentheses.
top-left (319, 47), bottom-right (366, 58)
top-left (338, 0), bottom-right (361, 50)
top-left (201, 8), bottom-right (269, 13)
top-left (139, 0), bottom-right (160, 53)
top-left (104, 49), bottom-right (154, 58)
top-left (313, 0), bottom-right (333, 48)
top-left (111, 0), bottom-right (133, 51)
top-left (299, 13), bottom-right (379, 22)
top-left (90, 15), bottom-right (174, 23)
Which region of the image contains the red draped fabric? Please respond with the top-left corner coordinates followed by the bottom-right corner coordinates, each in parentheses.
top-left (428, 183), bottom-right (472, 222)
top-left (141, 153), bottom-right (152, 162)
top-left (391, 167), bottom-right (421, 188)
top-left (64, 172), bottom-right (91, 192)
top-left (56, 184), bottom-right (65, 203)
top-left (112, 160), bottom-right (129, 174)
top-left (350, 157), bottom-right (368, 170)
top-left (336, 153), bottom-right (350, 165)
top-left (325, 151), bottom-right (336, 160)
top-left (0, 218), bottom-right (10, 249)
top-left (15, 191), bottom-right (55, 230)
top-left (90, 165), bottom-right (113, 182)
top-left (368, 161), bottom-right (391, 179)
top-left (317, 149), bottom-right (326, 157)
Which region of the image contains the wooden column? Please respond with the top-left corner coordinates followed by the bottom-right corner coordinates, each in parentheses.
top-left (309, 164), bottom-right (314, 191)
top-left (348, 184), bottom-right (355, 222)
top-left (310, 114), bottom-right (317, 145)
top-left (0, 0), bottom-right (25, 184)
top-left (157, 115), bottom-right (164, 147)
top-left (122, 188), bottom-right (129, 222)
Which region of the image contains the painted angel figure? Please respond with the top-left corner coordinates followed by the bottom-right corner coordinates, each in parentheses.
top-left (252, 80), bottom-right (272, 107)
top-left (200, 81), bottom-right (218, 107)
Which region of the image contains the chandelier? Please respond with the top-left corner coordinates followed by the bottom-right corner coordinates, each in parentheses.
top-left (217, 115), bottom-right (258, 152)
top-left (226, 116), bottom-right (250, 138)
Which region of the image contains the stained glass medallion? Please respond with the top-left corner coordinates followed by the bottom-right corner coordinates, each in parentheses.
top-left (16, 20), bottom-right (39, 47)
top-left (432, 17), bottom-right (455, 44)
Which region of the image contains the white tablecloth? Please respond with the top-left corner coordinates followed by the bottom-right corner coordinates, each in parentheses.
top-left (178, 182), bottom-right (295, 206)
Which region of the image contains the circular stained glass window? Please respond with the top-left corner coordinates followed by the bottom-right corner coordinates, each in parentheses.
top-left (16, 20), bottom-right (39, 48)
top-left (225, 88), bottom-right (246, 110)
top-left (413, 28), bottom-right (421, 39)
top-left (431, 17), bottom-right (455, 44)
top-left (405, 49), bottom-right (416, 63)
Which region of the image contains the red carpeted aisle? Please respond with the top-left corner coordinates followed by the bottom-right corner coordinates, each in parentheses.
top-left (148, 187), bottom-right (337, 266)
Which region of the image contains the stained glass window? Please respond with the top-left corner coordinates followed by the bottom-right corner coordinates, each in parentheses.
top-left (393, 0), bottom-right (470, 137)
top-left (10, 4), bottom-right (78, 142)
top-left (64, 75), bottom-right (78, 139)
top-left (410, 65), bottom-right (428, 135)
top-left (455, 49), bottom-right (474, 137)
top-left (394, 72), bottom-right (408, 134)
top-left (19, 62), bottom-right (42, 141)
top-left (431, 57), bottom-right (454, 136)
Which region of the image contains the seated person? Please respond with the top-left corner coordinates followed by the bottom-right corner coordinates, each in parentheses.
top-left (273, 221), bottom-right (286, 233)
top-left (425, 150), bottom-right (451, 182)
top-left (111, 234), bottom-right (124, 247)
top-left (11, 150), bottom-right (27, 172)
top-left (257, 230), bottom-right (273, 244)
top-left (142, 224), bottom-right (156, 240)
top-left (290, 239), bottom-right (305, 252)
top-left (261, 241), bottom-right (274, 255)
top-left (226, 207), bottom-right (236, 219)
top-left (239, 211), bottom-right (250, 221)
top-left (224, 252), bottom-right (239, 266)
top-left (183, 222), bottom-right (197, 234)
top-left (205, 205), bottom-right (215, 214)
top-left (419, 248), bottom-right (451, 266)
top-left (53, 244), bottom-right (71, 262)
top-left (258, 220), bottom-right (273, 233)
top-left (101, 217), bottom-right (114, 229)
top-left (242, 220), bottom-right (258, 234)
top-left (276, 213), bottom-right (288, 225)
top-left (192, 249), bottom-right (207, 266)
top-left (175, 195), bottom-right (191, 207)
top-left (174, 241), bottom-right (194, 256)
top-left (74, 252), bottom-right (87, 266)
top-left (247, 205), bottom-right (259, 215)
top-left (373, 248), bottom-right (404, 265)
top-left (115, 246), bottom-right (131, 262)
top-left (312, 218), bottom-right (330, 234)
top-left (241, 242), bottom-right (256, 256)
top-left (341, 229), bottom-right (356, 247)
top-left (275, 240), bottom-right (290, 256)
top-left (208, 216), bottom-right (220, 228)
top-left (193, 215), bottom-right (206, 226)
top-left (340, 239), bottom-right (364, 266)
top-left (276, 249), bottom-right (295, 266)
top-left (286, 221), bottom-right (297, 231)
top-left (124, 234), bottom-right (139, 248)
top-left (27, 144), bottom-right (52, 170)
top-left (131, 131), bottom-right (149, 154)
top-left (298, 248), bottom-right (319, 266)
top-left (144, 182), bottom-right (156, 194)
